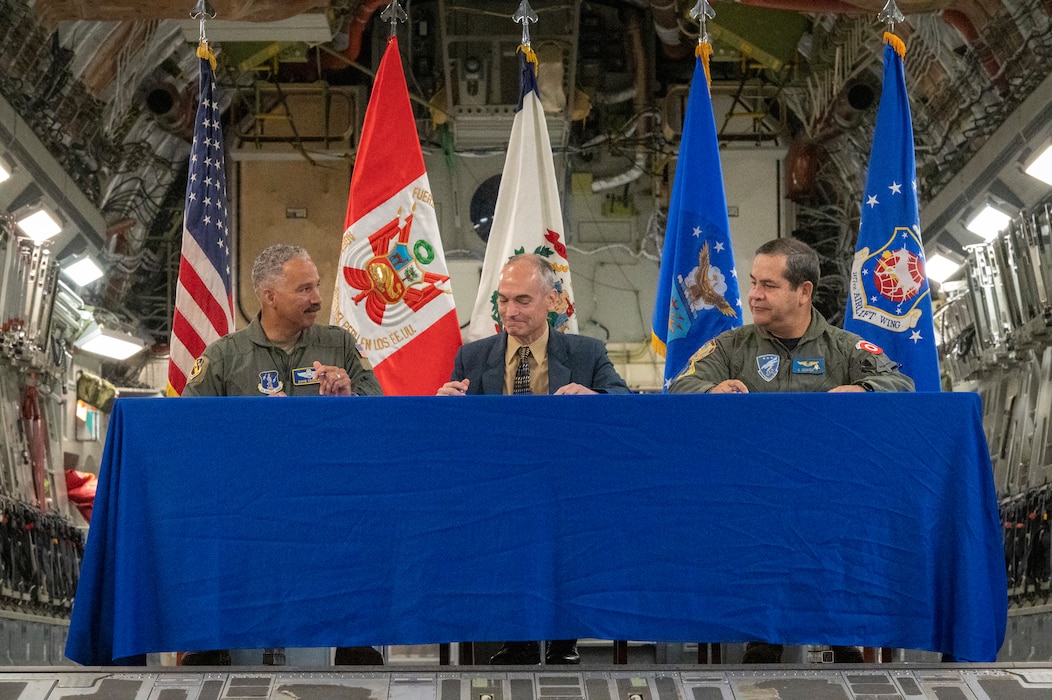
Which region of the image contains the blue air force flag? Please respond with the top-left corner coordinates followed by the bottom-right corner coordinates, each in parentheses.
top-left (844, 34), bottom-right (940, 392)
top-left (651, 49), bottom-right (741, 389)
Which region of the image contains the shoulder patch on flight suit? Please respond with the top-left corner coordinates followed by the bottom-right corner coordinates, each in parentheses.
top-left (855, 340), bottom-right (884, 355)
top-left (678, 339), bottom-right (718, 378)
top-left (187, 357), bottom-right (207, 384)
top-left (689, 339), bottom-right (717, 363)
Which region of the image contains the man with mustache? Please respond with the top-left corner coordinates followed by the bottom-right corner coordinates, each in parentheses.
top-left (669, 236), bottom-right (913, 664)
top-left (184, 243), bottom-right (381, 399)
top-left (182, 243), bottom-right (382, 666)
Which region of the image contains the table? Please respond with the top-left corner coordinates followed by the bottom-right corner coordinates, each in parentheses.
top-left (66, 393), bottom-right (1007, 665)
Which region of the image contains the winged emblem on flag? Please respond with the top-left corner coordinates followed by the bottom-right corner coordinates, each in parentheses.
top-left (685, 242), bottom-right (737, 318)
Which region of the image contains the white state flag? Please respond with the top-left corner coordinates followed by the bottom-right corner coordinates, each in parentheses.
top-left (464, 50), bottom-right (577, 341)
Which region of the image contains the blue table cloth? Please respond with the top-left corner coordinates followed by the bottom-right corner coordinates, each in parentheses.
top-left (66, 393), bottom-right (1007, 664)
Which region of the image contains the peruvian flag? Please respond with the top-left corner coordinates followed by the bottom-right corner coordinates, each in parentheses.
top-left (331, 37), bottom-right (460, 395)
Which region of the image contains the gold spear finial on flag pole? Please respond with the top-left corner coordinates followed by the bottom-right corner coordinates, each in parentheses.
top-left (513, 0), bottom-right (539, 66)
top-left (690, 0), bottom-right (717, 87)
top-left (381, 0), bottom-right (408, 39)
top-left (191, 0), bottom-right (218, 69)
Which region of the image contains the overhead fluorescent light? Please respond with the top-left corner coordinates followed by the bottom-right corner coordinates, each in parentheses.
top-left (16, 208), bottom-right (62, 243)
top-left (62, 256), bottom-right (105, 287)
top-left (964, 203), bottom-right (1012, 241)
top-left (925, 253), bottom-right (961, 284)
top-left (177, 14), bottom-right (334, 44)
top-left (74, 321), bottom-right (145, 361)
top-left (1024, 144), bottom-right (1052, 186)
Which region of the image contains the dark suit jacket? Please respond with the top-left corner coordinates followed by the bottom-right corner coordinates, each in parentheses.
top-left (451, 331), bottom-right (630, 395)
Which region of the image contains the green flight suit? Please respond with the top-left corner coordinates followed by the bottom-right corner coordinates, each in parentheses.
top-left (183, 315), bottom-right (382, 397)
top-left (669, 307), bottom-right (915, 394)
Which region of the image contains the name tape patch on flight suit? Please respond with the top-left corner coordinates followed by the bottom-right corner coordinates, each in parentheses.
top-left (792, 358), bottom-right (825, 374)
top-left (292, 367), bottom-right (321, 386)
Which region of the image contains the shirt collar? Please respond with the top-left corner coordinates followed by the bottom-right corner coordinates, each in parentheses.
top-left (505, 324), bottom-right (550, 367)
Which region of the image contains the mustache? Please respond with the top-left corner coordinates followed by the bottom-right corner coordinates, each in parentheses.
top-left (307, 304), bottom-right (321, 313)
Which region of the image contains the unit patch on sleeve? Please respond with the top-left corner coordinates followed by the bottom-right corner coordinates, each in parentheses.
top-left (187, 357), bottom-right (207, 384)
top-left (855, 340), bottom-right (884, 355)
top-left (689, 339), bottom-right (717, 363)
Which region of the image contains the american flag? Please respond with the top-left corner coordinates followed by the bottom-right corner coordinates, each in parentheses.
top-left (167, 50), bottom-right (235, 396)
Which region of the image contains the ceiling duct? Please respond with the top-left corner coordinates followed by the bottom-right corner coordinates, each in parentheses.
top-left (175, 12), bottom-right (334, 43)
top-left (0, 92), bottom-right (106, 252)
top-left (229, 83), bottom-right (364, 161)
top-left (922, 70), bottom-right (1052, 255)
top-left (437, 0), bottom-right (579, 150)
top-left (144, 79), bottom-right (196, 141)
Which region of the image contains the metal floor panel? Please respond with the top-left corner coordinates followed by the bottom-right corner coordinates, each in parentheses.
top-left (2, 666), bottom-right (1052, 700)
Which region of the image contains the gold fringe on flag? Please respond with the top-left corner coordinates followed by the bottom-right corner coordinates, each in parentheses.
top-left (696, 40), bottom-right (713, 88)
top-left (519, 43), bottom-right (538, 74)
top-left (197, 41), bottom-right (217, 72)
top-left (883, 31), bottom-right (906, 58)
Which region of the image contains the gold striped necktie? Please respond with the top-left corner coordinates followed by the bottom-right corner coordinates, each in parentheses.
top-left (514, 346), bottom-right (532, 395)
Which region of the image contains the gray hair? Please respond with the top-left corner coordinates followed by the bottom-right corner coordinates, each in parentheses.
top-left (504, 253), bottom-right (557, 292)
top-left (755, 237), bottom-right (820, 291)
top-left (252, 244), bottom-right (310, 296)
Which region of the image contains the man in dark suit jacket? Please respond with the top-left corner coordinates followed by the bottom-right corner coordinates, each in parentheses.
top-left (438, 253), bottom-right (629, 663)
top-left (439, 253), bottom-right (629, 398)
top-left (446, 320), bottom-right (628, 395)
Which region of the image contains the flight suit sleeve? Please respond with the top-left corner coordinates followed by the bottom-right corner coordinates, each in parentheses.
top-left (181, 344), bottom-right (229, 397)
top-left (844, 341), bottom-right (915, 393)
top-left (667, 339), bottom-right (728, 394)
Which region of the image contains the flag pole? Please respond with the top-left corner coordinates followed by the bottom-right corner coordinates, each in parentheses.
top-left (649, 0), bottom-right (741, 388)
top-left (464, 0), bottom-right (577, 339)
top-left (878, 0), bottom-right (905, 34)
top-left (878, 0), bottom-right (907, 57)
top-left (841, 0), bottom-right (941, 391)
top-left (167, 0), bottom-right (235, 396)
